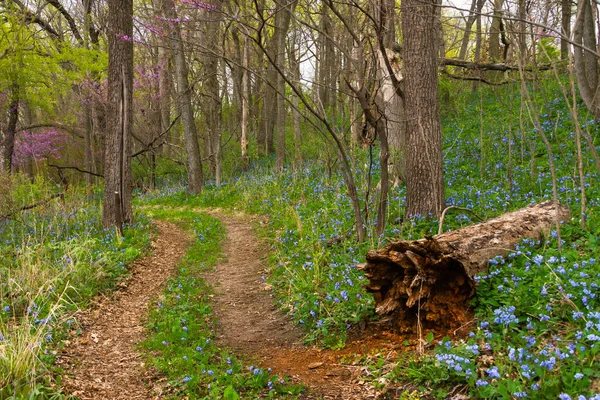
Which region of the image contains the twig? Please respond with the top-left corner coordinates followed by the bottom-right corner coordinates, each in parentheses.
top-left (1, 193), bottom-right (63, 219)
top-left (48, 163), bottom-right (103, 178)
top-left (132, 114), bottom-right (181, 158)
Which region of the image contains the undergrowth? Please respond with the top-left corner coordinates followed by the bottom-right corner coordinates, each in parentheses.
top-left (0, 181), bottom-right (151, 398)
top-left (140, 79), bottom-right (600, 398)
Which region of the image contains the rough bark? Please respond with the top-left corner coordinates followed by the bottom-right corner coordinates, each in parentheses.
top-left (155, 0), bottom-right (172, 158)
top-left (317, 1), bottom-right (334, 114)
top-left (203, 6), bottom-right (222, 185)
top-left (288, 24), bottom-right (302, 169)
top-left (259, 1), bottom-right (278, 156)
top-left (103, 0), bottom-right (133, 227)
top-left (402, 0), bottom-right (445, 217)
top-left (561, 0), bottom-right (571, 60)
top-left (360, 201), bottom-right (571, 329)
top-left (489, 0), bottom-right (505, 61)
top-left (574, 0), bottom-right (600, 118)
top-left (274, 0), bottom-right (294, 171)
top-left (164, 0), bottom-right (204, 193)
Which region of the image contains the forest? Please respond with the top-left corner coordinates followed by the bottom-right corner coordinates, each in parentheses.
top-left (1, 0), bottom-right (600, 397)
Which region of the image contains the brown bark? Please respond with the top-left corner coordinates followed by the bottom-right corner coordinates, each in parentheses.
top-left (561, 0), bottom-right (571, 60)
top-left (360, 201), bottom-right (570, 329)
top-left (574, 0), bottom-right (600, 118)
top-left (164, 0), bottom-right (204, 193)
top-left (402, 0), bottom-right (445, 217)
top-left (489, 0), bottom-right (505, 61)
top-left (288, 24), bottom-right (302, 169)
top-left (203, 6), bottom-right (222, 185)
top-left (274, 0), bottom-right (295, 172)
top-left (103, 0), bottom-right (133, 227)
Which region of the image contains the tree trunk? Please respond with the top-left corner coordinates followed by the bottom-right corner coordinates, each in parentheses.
top-left (158, 35), bottom-right (171, 157)
top-left (103, 0), bottom-right (133, 228)
top-left (317, 2), bottom-right (334, 114)
top-left (574, 0), bottom-right (600, 118)
top-left (274, 0), bottom-right (295, 171)
top-left (472, 0), bottom-right (483, 91)
top-left (561, 0), bottom-right (571, 60)
top-left (360, 201), bottom-right (571, 330)
top-left (458, 0), bottom-right (481, 60)
top-left (164, 0), bottom-right (204, 193)
top-left (259, 2), bottom-right (278, 156)
top-left (518, 0), bottom-right (527, 60)
top-left (489, 0), bottom-right (505, 61)
top-left (3, 86), bottom-right (19, 173)
top-left (84, 101), bottom-right (95, 186)
top-left (288, 24), bottom-right (302, 169)
top-left (402, 0), bottom-right (445, 217)
top-left (204, 6), bottom-right (222, 185)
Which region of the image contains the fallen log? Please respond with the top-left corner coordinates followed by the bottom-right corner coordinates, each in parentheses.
top-left (360, 201), bottom-right (571, 331)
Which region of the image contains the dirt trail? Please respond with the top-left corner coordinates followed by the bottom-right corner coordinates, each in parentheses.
top-left (209, 213), bottom-right (406, 399)
top-left (57, 212), bottom-right (409, 399)
top-left (58, 220), bottom-right (191, 400)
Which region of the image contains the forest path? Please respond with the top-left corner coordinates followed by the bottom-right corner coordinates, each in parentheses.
top-left (58, 220), bottom-right (192, 400)
top-left (57, 212), bottom-right (402, 399)
top-left (208, 212), bottom-right (401, 399)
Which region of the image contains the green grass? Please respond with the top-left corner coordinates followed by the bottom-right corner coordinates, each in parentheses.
top-left (0, 180), bottom-right (152, 398)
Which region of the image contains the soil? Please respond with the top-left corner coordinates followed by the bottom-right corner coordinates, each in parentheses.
top-left (58, 212), bottom-right (460, 399)
top-left (207, 213), bottom-right (439, 399)
top-left (57, 220), bottom-right (192, 399)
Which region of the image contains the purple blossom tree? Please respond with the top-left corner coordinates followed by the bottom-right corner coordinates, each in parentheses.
top-left (12, 130), bottom-right (67, 168)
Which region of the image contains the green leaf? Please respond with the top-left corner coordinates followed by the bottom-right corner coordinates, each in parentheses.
top-left (223, 385), bottom-right (240, 400)
top-left (426, 331), bottom-right (434, 343)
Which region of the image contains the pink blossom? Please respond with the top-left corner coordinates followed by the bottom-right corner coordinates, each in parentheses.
top-left (12, 130), bottom-right (67, 167)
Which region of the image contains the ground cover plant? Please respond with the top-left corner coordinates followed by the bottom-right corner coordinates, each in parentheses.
top-left (0, 177), bottom-right (151, 398)
top-left (140, 79), bottom-right (600, 398)
top-left (1, 75), bottom-right (599, 399)
top-left (140, 207), bottom-right (303, 398)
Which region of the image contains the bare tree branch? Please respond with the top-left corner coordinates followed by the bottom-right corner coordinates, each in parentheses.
top-left (48, 163), bottom-right (104, 178)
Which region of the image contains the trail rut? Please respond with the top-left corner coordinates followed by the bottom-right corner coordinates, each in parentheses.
top-left (208, 213), bottom-right (399, 399)
top-left (58, 220), bottom-right (191, 399)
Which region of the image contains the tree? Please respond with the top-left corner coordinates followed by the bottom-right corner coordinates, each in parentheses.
top-left (573, 0), bottom-right (600, 118)
top-left (103, 0), bottom-right (134, 228)
top-left (402, 0), bottom-right (445, 217)
top-left (163, 0), bottom-right (204, 193)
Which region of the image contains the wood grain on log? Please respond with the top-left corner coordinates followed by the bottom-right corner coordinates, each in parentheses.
top-left (360, 201), bottom-right (571, 330)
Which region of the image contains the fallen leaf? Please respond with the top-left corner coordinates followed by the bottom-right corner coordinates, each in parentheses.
top-left (308, 362), bottom-right (323, 369)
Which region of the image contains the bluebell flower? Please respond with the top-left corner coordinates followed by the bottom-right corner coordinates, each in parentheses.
top-left (475, 379), bottom-right (488, 386)
top-left (575, 372), bottom-right (584, 380)
top-left (486, 366), bottom-right (501, 379)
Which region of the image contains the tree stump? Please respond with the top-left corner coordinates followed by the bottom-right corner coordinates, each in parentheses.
top-left (360, 201), bottom-right (571, 331)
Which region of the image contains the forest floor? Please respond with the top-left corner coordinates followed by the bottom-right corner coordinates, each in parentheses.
top-left (58, 212), bottom-right (413, 399)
